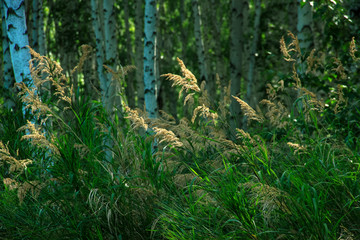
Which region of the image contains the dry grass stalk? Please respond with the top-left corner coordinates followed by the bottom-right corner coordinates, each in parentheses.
top-left (124, 105), bottom-right (149, 131)
top-left (292, 64), bottom-right (302, 88)
top-left (332, 57), bottom-right (347, 80)
top-left (260, 99), bottom-right (289, 128)
top-left (18, 120), bottom-right (60, 155)
top-left (16, 82), bottom-right (52, 122)
top-left (3, 178), bottom-right (19, 190)
top-left (287, 142), bottom-right (307, 155)
top-left (232, 96), bottom-right (264, 124)
top-left (28, 46), bottom-right (72, 107)
top-left (17, 181), bottom-right (45, 204)
top-left (198, 81), bottom-right (210, 107)
top-left (350, 37), bottom-right (359, 61)
top-left (161, 57), bottom-right (200, 106)
top-left (0, 141), bottom-right (33, 174)
top-left (280, 31), bottom-right (301, 62)
top-left (306, 49), bottom-right (323, 75)
top-left (334, 84), bottom-right (346, 114)
top-left (71, 45), bottom-right (93, 75)
top-left (191, 104), bottom-right (218, 124)
top-left (236, 128), bottom-right (255, 144)
top-left (218, 80), bottom-right (231, 119)
top-left (242, 182), bottom-right (289, 223)
top-left (153, 127), bottom-right (184, 148)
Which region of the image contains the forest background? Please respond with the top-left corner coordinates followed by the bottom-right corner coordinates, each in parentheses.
top-left (0, 0), bottom-right (360, 239)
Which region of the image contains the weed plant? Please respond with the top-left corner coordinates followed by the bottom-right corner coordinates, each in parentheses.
top-left (0, 33), bottom-right (359, 239)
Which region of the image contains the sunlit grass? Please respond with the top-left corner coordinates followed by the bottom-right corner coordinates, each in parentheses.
top-left (0, 35), bottom-right (359, 239)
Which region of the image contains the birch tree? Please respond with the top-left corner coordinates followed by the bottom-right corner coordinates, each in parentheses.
top-left (31, 0), bottom-right (46, 55)
top-left (135, 0), bottom-right (144, 109)
top-left (123, 0), bottom-right (135, 108)
top-left (3, 0), bottom-right (33, 87)
top-left (192, 0), bottom-right (208, 83)
top-left (91, 0), bottom-right (120, 117)
top-left (245, 0), bottom-right (262, 109)
top-left (297, 0), bottom-right (314, 54)
top-left (1, 0), bottom-right (14, 109)
top-left (229, 0), bottom-right (244, 133)
top-left (91, 0), bottom-right (106, 105)
top-left (143, 0), bottom-right (158, 119)
top-left (103, 0), bottom-right (121, 116)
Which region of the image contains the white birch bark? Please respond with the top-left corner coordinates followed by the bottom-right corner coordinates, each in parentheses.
top-left (1, 0), bottom-right (15, 109)
top-left (30, 0), bottom-right (45, 55)
top-left (192, 0), bottom-right (208, 83)
top-left (297, 0), bottom-right (313, 53)
top-left (123, 0), bottom-right (135, 108)
top-left (135, 0), bottom-right (144, 109)
top-left (103, 0), bottom-right (121, 116)
top-left (230, 0), bottom-right (243, 133)
top-left (91, 0), bottom-right (107, 104)
top-left (143, 0), bottom-right (158, 119)
top-left (3, 0), bottom-right (32, 85)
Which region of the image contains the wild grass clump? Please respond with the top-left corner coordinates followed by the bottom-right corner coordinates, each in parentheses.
top-left (0, 34), bottom-right (359, 239)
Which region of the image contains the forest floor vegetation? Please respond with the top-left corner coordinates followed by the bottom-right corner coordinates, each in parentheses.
top-left (0, 33), bottom-right (359, 239)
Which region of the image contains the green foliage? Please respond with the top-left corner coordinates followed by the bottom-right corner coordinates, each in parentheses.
top-left (1, 35), bottom-right (360, 240)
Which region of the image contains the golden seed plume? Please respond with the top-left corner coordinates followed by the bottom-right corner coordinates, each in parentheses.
top-left (232, 96), bottom-right (264, 123)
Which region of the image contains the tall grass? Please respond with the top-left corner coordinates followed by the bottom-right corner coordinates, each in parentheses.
top-left (0, 34), bottom-right (359, 239)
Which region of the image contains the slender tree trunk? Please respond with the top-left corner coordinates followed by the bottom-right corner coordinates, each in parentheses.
top-left (192, 0), bottom-right (208, 84)
top-left (156, 0), bottom-right (163, 107)
top-left (229, 0), bottom-right (244, 134)
top-left (91, 0), bottom-right (107, 105)
top-left (135, 0), bottom-right (144, 109)
top-left (245, 0), bottom-right (261, 109)
top-left (1, 0), bottom-right (15, 109)
top-left (103, 0), bottom-right (121, 117)
top-left (31, 0), bottom-right (39, 52)
top-left (210, 0), bottom-right (226, 85)
top-left (37, 0), bottom-right (45, 56)
top-left (297, 0), bottom-right (313, 53)
top-left (179, 0), bottom-right (187, 60)
top-left (297, 0), bottom-right (313, 78)
top-left (123, 0), bottom-right (135, 108)
top-left (30, 0), bottom-right (46, 55)
top-left (242, 0), bottom-right (262, 129)
top-left (3, 0), bottom-right (33, 85)
top-left (198, 0), bottom-right (214, 99)
top-left (143, 0), bottom-right (158, 119)
top-left (83, 51), bottom-right (98, 100)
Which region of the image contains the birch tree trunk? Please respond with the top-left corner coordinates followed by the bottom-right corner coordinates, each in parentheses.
top-left (30, 0), bottom-right (51, 113)
top-left (1, 0), bottom-right (15, 109)
top-left (143, 0), bottom-right (158, 119)
top-left (91, 0), bottom-right (107, 107)
top-left (245, 0), bottom-right (261, 109)
top-left (3, 0), bottom-right (33, 86)
top-left (198, 0), bottom-right (214, 99)
top-left (123, 0), bottom-right (135, 108)
top-left (179, 0), bottom-right (187, 60)
top-left (230, 0), bottom-right (244, 134)
top-left (210, 0), bottom-right (226, 85)
top-left (297, 0), bottom-right (314, 57)
top-left (135, 0), bottom-right (144, 109)
top-left (103, 0), bottom-right (121, 117)
top-left (31, 0), bottom-right (45, 55)
top-left (192, 0), bottom-right (208, 84)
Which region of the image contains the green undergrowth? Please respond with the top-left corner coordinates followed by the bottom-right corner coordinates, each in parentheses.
top-left (0, 36), bottom-right (360, 239)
